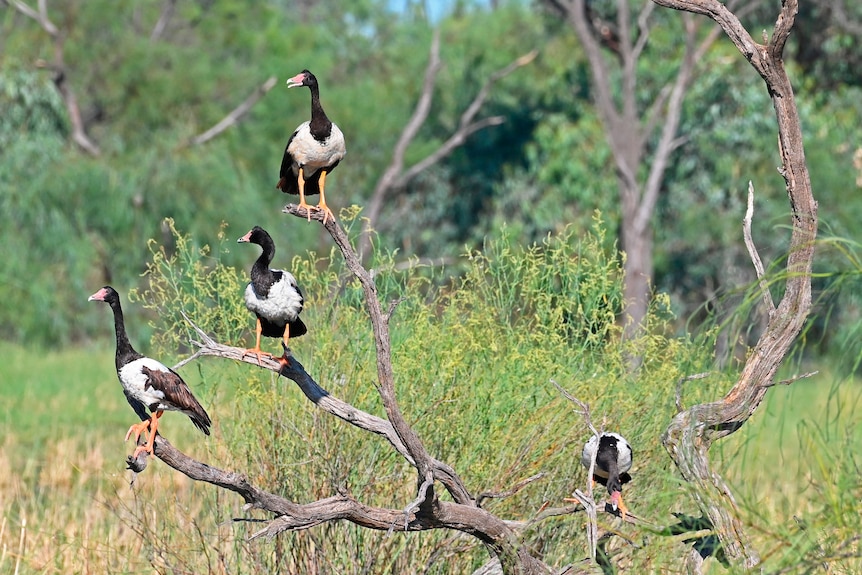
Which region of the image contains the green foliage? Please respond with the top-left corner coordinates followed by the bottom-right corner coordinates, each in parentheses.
top-left (5, 216), bottom-right (862, 572)
top-left (717, 374), bottom-right (862, 574)
top-left (0, 67), bottom-right (67, 150)
top-left (484, 113), bottom-right (619, 244)
top-left (129, 218), bottom-right (248, 354)
top-left (125, 219), bottom-right (714, 572)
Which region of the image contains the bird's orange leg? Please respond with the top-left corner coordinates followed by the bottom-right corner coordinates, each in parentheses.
top-left (610, 491), bottom-right (628, 520)
top-left (243, 318), bottom-right (273, 366)
top-left (314, 170), bottom-right (335, 225)
top-left (276, 323), bottom-right (292, 368)
top-left (132, 411), bottom-right (163, 458)
top-left (125, 419), bottom-right (151, 444)
top-left (296, 167), bottom-right (313, 221)
top-left (618, 495), bottom-right (628, 521)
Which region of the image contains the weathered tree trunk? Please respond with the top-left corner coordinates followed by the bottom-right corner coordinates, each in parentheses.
top-left (620, 207), bottom-right (654, 339)
top-left (542, 0), bottom-right (711, 337)
top-left (652, 0), bottom-right (817, 568)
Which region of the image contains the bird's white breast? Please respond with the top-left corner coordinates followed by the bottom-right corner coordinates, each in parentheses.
top-left (244, 271), bottom-right (303, 322)
top-left (119, 357), bottom-right (168, 408)
top-left (616, 437), bottom-right (633, 473)
top-left (581, 432), bottom-right (633, 475)
top-left (287, 122), bottom-right (346, 173)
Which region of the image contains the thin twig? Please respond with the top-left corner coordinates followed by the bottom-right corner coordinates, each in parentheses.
top-left (359, 38), bottom-right (537, 260)
top-left (767, 370), bottom-right (818, 388)
top-left (552, 379), bottom-right (599, 561)
top-left (4, 0), bottom-right (57, 34)
top-left (150, 0), bottom-right (176, 41)
top-left (570, 489), bottom-right (598, 561)
top-left (674, 372), bottom-right (711, 412)
top-left (188, 76), bottom-right (278, 146)
top-left (6, 0), bottom-right (101, 155)
top-left (743, 181), bottom-right (775, 315)
top-left (476, 473), bottom-right (547, 507)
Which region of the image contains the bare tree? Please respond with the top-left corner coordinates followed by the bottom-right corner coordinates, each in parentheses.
top-left (541, 0), bottom-right (759, 340)
top-left (647, 0), bottom-right (817, 569)
top-left (133, 206), bottom-right (566, 575)
top-left (358, 29), bottom-right (537, 262)
top-left (125, 199), bottom-right (764, 573)
top-left (2, 0), bottom-right (102, 156)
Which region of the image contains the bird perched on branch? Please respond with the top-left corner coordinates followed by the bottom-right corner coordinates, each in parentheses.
top-left (238, 226), bottom-right (307, 366)
top-left (581, 432), bottom-right (633, 518)
top-left (88, 286), bottom-right (211, 458)
top-left (276, 69), bottom-right (345, 224)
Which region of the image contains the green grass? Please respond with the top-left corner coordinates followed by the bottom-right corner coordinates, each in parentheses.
top-left (3, 346), bottom-right (862, 573)
top-left (3, 222), bottom-right (861, 573)
top-left (0, 341), bottom-right (119, 455)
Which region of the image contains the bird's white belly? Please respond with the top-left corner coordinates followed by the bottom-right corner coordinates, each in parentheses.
top-left (119, 357), bottom-right (169, 410)
top-left (244, 275), bottom-right (303, 322)
top-left (288, 122), bottom-right (346, 172)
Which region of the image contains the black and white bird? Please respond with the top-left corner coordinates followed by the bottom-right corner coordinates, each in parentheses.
top-left (581, 432), bottom-right (633, 517)
top-left (237, 226), bottom-right (307, 366)
top-left (276, 69), bottom-right (346, 224)
top-left (88, 286), bottom-right (212, 458)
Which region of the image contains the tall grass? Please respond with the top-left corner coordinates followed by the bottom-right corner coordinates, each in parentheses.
top-left (3, 219), bottom-right (860, 573)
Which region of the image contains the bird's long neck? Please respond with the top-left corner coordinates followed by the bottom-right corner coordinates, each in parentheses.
top-left (109, 299), bottom-right (142, 370)
top-left (605, 447), bottom-right (622, 495)
top-left (251, 240), bottom-right (276, 291)
top-left (308, 84), bottom-right (332, 141)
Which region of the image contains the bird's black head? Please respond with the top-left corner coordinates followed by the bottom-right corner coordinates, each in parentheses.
top-left (88, 285), bottom-right (120, 306)
top-left (607, 474), bottom-right (623, 495)
top-left (237, 226), bottom-right (272, 246)
top-left (286, 70), bottom-right (317, 89)
top-left (598, 433), bottom-right (620, 455)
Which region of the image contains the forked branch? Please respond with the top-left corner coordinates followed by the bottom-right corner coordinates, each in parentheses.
top-left (651, 0), bottom-right (817, 568)
top-left (359, 30), bottom-right (537, 260)
top-left (187, 76), bottom-right (278, 146)
top-left (3, 0), bottom-right (102, 156)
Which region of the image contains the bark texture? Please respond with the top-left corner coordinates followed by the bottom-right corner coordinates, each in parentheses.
top-left (649, 0), bottom-right (817, 568)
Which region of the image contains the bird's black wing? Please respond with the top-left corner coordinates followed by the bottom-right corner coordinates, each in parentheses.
top-left (141, 366), bottom-right (212, 436)
top-left (289, 280), bottom-right (307, 337)
top-left (277, 130), bottom-right (300, 194)
top-left (124, 390), bottom-right (150, 422)
top-left (290, 316), bottom-right (308, 338)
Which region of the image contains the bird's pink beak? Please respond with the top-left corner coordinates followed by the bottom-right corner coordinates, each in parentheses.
top-left (610, 491), bottom-right (622, 510)
top-left (88, 288), bottom-right (107, 302)
top-left (286, 72), bottom-right (305, 88)
top-left (237, 230), bottom-right (252, 243)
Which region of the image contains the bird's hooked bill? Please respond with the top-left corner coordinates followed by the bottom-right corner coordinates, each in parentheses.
top-left (286, 72), bottom-right (305, 88)
top-left (610, 491), bottom-right (622, 510)
top-left (88, 287), bottom-right (108, 301)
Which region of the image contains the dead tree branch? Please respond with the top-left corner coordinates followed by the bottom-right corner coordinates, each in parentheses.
top-left (266, 203), bottom-right (550, 573)
top-left (125, 302), bottom-right (551, 573)
top-left (358, 30), bottom-right (537, 260)
top-left (649, 0), bottom-right (818, 568)
top-left (552, 381), bottom-right (601, 561)
top-left (476, 473), bottom-right (547, 508)
top-left (743, 181), bottom-right (775, 315)
top-left (188, 76), bottom-right (278, 146)
top-left (4, 0), bottom-right (101, 156)
top-left (150, 0), bottom-right (177, 41)
top-left (130, 280), bottom-right (730, 572)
